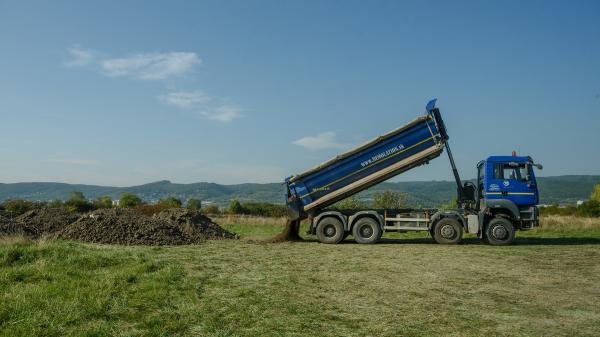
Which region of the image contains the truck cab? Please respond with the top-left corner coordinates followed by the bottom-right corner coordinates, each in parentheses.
top-left (475, 154), bottom-right (542, 241)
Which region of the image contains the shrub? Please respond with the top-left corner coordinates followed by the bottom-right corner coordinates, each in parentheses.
top-left (373, 190), bottom-right (407, 209)
top-left (3, 199), bottom-right (35, 216)
top-left (228, 199), bottom-right (244, 214)
top-left (577, 200), bottom-right (600, 217)
top-left (333, 195), bottom-right (367, 210)
top-left (48, 199), bottom-right (65, 208)
top-left (93, 196), bottom-right (113, 209)
top-left (202, 204), bottom-right (220, 214)
top-left (65, 191), bottom-right (94, 213)
top-left (592, 184), bottom-right (600, 203)
top-left (540, 205), bottom-right (577, 216)
top-left (119, 193), bottom-right (142, 208)
top-left (136, 203), bottom-right (167, 216)
top-left (240, 202), bottom-right (287, 217)
top-left (186, 198), bottom-right (202, 210)
top-left (439, 198), bottom-right (457, 209)
top-left (158, 197), bottom-right (182, 208)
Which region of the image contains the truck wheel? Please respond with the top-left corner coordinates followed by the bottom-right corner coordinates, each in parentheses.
top-left (483, 217), bottom-right (515, 246)
top-left (352, 217), bottom-right (381, 244)
top-left (316, 217), bottom-right (344, 244)
top-left (432, 217), bottom-right (463, 244)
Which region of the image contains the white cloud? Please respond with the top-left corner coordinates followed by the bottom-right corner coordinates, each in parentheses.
top-left (100, 52), bottom-right (200, 80)
top-left (46, 158), bottom-right (98, 166)
top-left (158, 90), bottom-right (211, 108)
top-left (64, 45), bottom-right (96, 67)
top-left (293, 131), bottom-right (346, 150)
top-left (199, 105), bottom-right (242, 123)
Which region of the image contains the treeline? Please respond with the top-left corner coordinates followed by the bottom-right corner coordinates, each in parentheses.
top-left (3, 185), bottom-right (599, 218)
top-left (0, 190), bottom-right (289, 218)
top-left (540, 184), bottom-right (600, 217)
top-left (0, 191), bottom-right (203, 216)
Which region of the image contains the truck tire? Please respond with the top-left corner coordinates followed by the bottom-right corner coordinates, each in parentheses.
top-left (352, 217), bottom-right (381, 244)
top-left (483, 217), bottom-right (515, 246)
top-left (432, 217), bottom-right (463, 244)
top-left (316, 217), bottom-right (344, 244)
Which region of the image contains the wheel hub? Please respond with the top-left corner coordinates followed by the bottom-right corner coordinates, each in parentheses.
top-left (359, 225), bottom-right (373, 238)
top-left (492, 225), bottom-right (507, 240)
top-left (324, 225), bottom-right (336, 237)
top-left (440, 224), bottom-right (456, 239)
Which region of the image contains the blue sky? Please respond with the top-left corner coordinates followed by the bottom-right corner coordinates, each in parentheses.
top-left (1, 0), bottom-right (599, 186)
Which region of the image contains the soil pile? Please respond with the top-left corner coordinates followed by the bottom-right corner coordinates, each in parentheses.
top-left (0, 208), bottom-right (77, 238)
top-left (59, 208), bottom-right (237, 245)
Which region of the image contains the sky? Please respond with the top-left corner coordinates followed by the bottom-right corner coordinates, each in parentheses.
top-left (0, 0), bottom-right (599, 186)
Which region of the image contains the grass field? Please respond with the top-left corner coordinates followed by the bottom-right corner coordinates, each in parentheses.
top-left (1, 216), bottom-right (600, 337)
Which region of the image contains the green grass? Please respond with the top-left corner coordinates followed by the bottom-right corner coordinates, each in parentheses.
top-left (1, 218), bottom-right (600, 337)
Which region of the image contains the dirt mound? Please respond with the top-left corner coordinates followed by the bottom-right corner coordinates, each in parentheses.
top-left (59, 208), bottom-right (237, 245)
top-left (18, 208), bottom-right (79, 236)
top-left (0, 208), bottom-right (77, 238)
top-left (267, 219), bottom-right (303, 242)
top-left (0, 212), bottom-right (26, 237)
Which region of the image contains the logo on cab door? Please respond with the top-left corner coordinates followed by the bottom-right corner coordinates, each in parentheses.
top-left (503, 180), bottom-right (510, 187)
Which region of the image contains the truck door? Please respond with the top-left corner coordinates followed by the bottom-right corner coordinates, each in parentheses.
top-left (486, 161), bottom-right (538, 206)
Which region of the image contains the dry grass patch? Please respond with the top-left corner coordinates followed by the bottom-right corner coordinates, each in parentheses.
top-left (539, 215), bottom-right (600, 232)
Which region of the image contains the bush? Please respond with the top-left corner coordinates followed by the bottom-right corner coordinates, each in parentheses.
top-left (439, 198), bottom-right (457, 209)
top-left (119, 193), bottom-right (142, 208)
top-left (333, 195), bottom-right (367, 210)
top-left (2, 199), bottom-right (35, 215)
top-left (228, 199), bottom-right (244, 214)
top-left (373, 190), bottom-right (407, 209)
top-left (202, 204), bottom-right (220, 214)
top-left (136, 203), bottom-right (167, 216)
top-left (592, 184), bottom-right (600, 203)
top-left (540, 205), bottom-right (577, 216)
top-left (186, 198), bottom-right (202, 210)
top-left (48, 199), bottom-right (64, 208)
top-left (577, 200), bottom-right (600, 217)
top-left (158, 196), bottom-right (182, 208)
top-left (93, 196), bottom-right (113, 209)
top-left (241, 202), bottom-right (287, 217)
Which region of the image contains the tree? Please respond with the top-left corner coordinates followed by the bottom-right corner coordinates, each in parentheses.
top-left (186, 198), bottom-right (202, 210)
top-left (65, 191), bottom-right (93, 213)
top-left (94, 195), bottom-right (113, 209)
top-left (119, 193), bottom-right (142, 208)
top-left (158, 196), bottom-right (182, 208)
top-left (373, 190), bottom-right (407, 209)
top-left (228, 199), bottom-right (244, 214)
top-left (591, 184), bottom-right (600, 203)
top-left (334, 195), bottom-right (367, 210)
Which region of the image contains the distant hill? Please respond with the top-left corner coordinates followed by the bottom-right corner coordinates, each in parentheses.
top-left (0, 175), bottom-right (598, 207)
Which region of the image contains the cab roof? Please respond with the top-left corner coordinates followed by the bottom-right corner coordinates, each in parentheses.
top-left (486, 155), bottom-right (532, 162)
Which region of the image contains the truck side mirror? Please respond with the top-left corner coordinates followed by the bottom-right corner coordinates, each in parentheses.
top-left (534, 163), bottom-right (543, 170)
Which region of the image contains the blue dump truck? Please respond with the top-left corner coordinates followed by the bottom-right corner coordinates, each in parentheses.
top-left (285, 100), bottom-right (543, 245)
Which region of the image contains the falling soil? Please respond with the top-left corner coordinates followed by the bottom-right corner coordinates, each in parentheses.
top-left (266, 218), bottom-right (303, 242)
top-left (59, 208), bottom-right (237, 245)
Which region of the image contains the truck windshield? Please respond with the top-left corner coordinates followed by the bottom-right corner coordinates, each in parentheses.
top-left (494, 163), bottom-right (531, 182)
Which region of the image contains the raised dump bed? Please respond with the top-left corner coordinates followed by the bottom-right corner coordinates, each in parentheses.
top-left (286, 108), bottom-right (448, 218)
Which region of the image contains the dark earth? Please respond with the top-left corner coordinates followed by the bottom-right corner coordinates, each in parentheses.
top-left (0, 208), bottom-right (237, 245)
